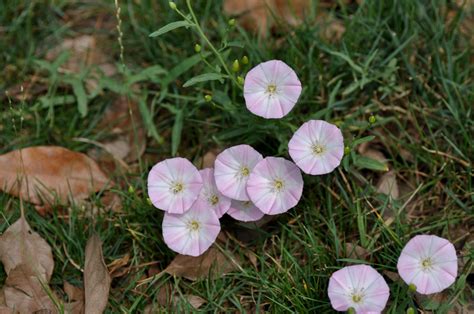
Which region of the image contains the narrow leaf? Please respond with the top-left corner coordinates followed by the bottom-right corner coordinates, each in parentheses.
top-left (183, 73), bottom-right (225, 87)
top-left (149, 21), bottom-right (194, 37)
top-left (354, 155), bottom-right (389, 172)
top-left (171, 110), bottom-right (183, 156)
top-left (352, 136), bottom-right (375, 147)
top-left (70, 78), bottom-right (88, 117)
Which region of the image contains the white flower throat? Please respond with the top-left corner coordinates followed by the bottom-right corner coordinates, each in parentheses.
top-left (171, 182), bottom-right (184, 194)
top-left (266, 83), bottom-right (277, 96)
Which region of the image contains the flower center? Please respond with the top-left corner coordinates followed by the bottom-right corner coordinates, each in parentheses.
top-left (312, 144), bottom-right (325, 155)
top-left (240, 166), bottom-right (250, 177)
top-left (352, 294), bottom-right (363, 303)
top-left (266, 84), bottom-right (277, 95)
top-left (242, 201), bottom-right (252, 209)
top-left (171, 182), bottom-right (184, 194)
top-left (421, 258), bottom-right (433, 270)
top-left (209, 195), bottom-right (219, 206)
top-left (187, 220), bottom-right (200, 231)
top-left (273, 179), bottom-right (284, 191)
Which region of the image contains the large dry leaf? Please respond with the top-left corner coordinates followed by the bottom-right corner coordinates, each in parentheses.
top-left (64, 282), bottom-right (85, 314)
top-left (84, 234), bottom-right (111, 314)
top-left (377, 171), bottom-right (399, 199)
top-left (3, 264), bottom-right (58, 313)
top-left (0, 216), bottom-right (54, 282)
top-left (164, 246), bottom-right (240, 281)
top-left (0, 146), bottom-right (110, 207)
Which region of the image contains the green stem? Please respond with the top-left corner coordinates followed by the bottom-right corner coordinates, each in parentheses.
top-left (185, 0), bottom-right (241, 88)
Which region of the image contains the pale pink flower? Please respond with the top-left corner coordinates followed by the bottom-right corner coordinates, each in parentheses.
top-left (328, 265), bottom-right (390, 313)
top-left (288, 120), bottom-right (344, 175)
top-left (227, 200), bottom-right (264, 222)
top-left (214, 145), bottom-right (263, 201)
top-left (162, 203), bottom-right (221, 256)
top-left (246, 157), bottom-right (303, 215)
top-left (147, 157), bottom-right (202, 214)
top-left (397, 235), bottom-right (457, 294)
top-left (244, 60), bottom-right (302, 119)
top-left (193, 168), bottom-right (231, 218)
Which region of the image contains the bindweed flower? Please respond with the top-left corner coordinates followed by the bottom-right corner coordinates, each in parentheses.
top-left (246, 157), bottom-right (304, 215)
top-left (288, 120), bottom-right (344, 175)
top-left (193, 168), bottom-right (231, 218)
top-left (214, 144), bottom-right (263, 201)
top-left (397, 235), bottom-right (458, 295)
top-left (328, 264), bottom-right (390, 313)
top-left (147, 157), bottom-right (202, 214)
top-left (162, 202), bottom-right (221, 256)
top-left (227, 199), bottom-right (264, 222)
top-left (244, 60), bottom-right (302, 119)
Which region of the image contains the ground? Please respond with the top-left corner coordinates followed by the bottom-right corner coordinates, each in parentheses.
top-left (0, 0), bottom-right (473, 313)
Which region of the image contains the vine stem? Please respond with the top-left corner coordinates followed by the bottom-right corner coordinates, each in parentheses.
top-left (185, 0), bottom-right (241, 88)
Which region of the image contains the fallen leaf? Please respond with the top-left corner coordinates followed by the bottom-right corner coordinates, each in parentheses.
top-left (108, 253), bottom-right (130, 278)
top-left (382, 270), bottom-right (401, 283)
top-left (84, 234), bottom-right (111, 314)
top-left (164, 246), bottom-right (240, 281)
top-left (0, 146), bottom-right (110, 209)
top-left (64, 282), bottom-right (85, 314)
top-left (377, 171), bottom-right (399, 199)
top-left (3, 264), bottom-right (58, 313)
top-left (201, 148), bottom-right (221, 168)
top-left (0, 216), bottom-right (54, 281)
top-left (145, 283), bottom-right (206, 313)
top-left (88, 96), bottom-right (146, 167)
top-left (0, 307), bottom-right (13, 314)
top-left (344, 243), bottom-right (369, 260)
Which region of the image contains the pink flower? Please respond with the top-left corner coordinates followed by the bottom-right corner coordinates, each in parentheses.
top-left (147, 157), bottom-right (203, 214)
top-left (193, 168), bottom-right (231, 218)
top-left (162, 202), bottom-right (221, 256)
top-left (397, 235), bottom-right (457, 294)
top-left (328, 265), bottom-right (390, 313)
top-left (214, 145), bottom-right (263, 201)
top-left (244, 60), bottom-right (302, 119)
top-left (246, 157), bottom-right (303, 215)
top-left (288, 120), bottom-right (344, 175)
top-left (227, 200), bottom-right (264, 222)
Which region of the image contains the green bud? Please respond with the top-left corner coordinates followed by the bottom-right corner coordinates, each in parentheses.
top-left (369, 114), bottom-right (376, 124)
top-left (344, 146), bottom-right (350, 155)
top-left (128, 185), bottom-right (135, 194)
top-left (194, 44), bottom-right (201, 53)
top-left (146, 197), bottom-right (152, 205)
top-left (237, 76), bottom-right (244, 85)
top-left (347, 307), bottom-right (356, 314)
top-left (169, 2), bottom-right (177, 10)
top-left (228, 18), bottom-right (236, 27)
top-left (406, 308), bottom-right (416, 314)
top-left (232, 59), bottom-right (240, 72)
top-left (204, 94), bottom-right (212, 102)
top-left (241, 55), bottom-right (249, 65)
top-left (408, 283), bottom-right (417, 293)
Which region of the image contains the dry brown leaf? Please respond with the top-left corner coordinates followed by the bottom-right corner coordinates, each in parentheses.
top-left (145, 284), bottom-right (206, 313)
top-left (377, 171), bottom-right (399, 199)
top-left (45, 35), bottom-right (116, 93)
top-left (344, 243), bottom-right (369, 260)
top-left (88, 97), bottom-right (146, 167)
top-left (0, 216), bottom-right (54, 281)
top-left (3, 264), bottom-right (58, 313)
top-left (201, 149), bottom-right (221, 168)
top-left (0, 306), bottom-right (13, 314)
top-left (63, 282), bottom-right (84, 314)
top-left (164, 246), bottom-right (240, 281)
top-left (84, 234), bottom-right (111, 314)
top-left (0, 146), bottom-right (110, 209)
top-left (108, 253), bottom-right (131, 278)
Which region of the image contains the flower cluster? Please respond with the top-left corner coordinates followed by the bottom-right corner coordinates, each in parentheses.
top-left (328, 234), bottom-right (458, 313)
top-left (147, 60), bottom-right (346, 256)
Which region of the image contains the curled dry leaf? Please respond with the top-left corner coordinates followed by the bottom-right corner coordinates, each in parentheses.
top-left (64, 282), bottom-right (85, 314)
top-left (164, 246), bottom-right (240, 281)
top-left (344, 243), bottom-right (369, 260)
top-left (3, 264), bottom-right (58, 313)
top-left (0, 216), bottom-right (54, 281)
top-left (0, 146), bottom-right (110, 211)
top-left (84, 234), bottom-right (111, 314)
top-left (145, 283), bottom-right (206, 312)
top-left (108, 253), bottom-right (131, 278)
top-left (377, 171), bottom-right (399, 199)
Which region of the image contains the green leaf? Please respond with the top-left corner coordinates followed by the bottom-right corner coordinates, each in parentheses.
top-left (227, 41), bottom-right (244, 48)
top-left (354, 155), bottom-right (388, 172)
top-left (171, 109), bottom-right (183, 156)
top-left (69, 79), bottom-right (88, 117)
top-left (352, 136), bottom-right (375, 147)
top-left (127, 65), bottom-right (167, 85)
top-left (161, 52), bottom-right (211, 88)
top-left (182, 73), bottom-right (225, 87)
top-left (149, 21), bottom-right (194, 37)
top-left (137, 97), bottom-right (164, 144)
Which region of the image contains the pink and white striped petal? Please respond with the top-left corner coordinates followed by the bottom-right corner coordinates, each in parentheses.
top-left (192, 168), bottom-right (231, 218)
top-left (214, 145), bottom-right (263, 201)
top-left (227, 200), bottom-right (265, 222)
top-left (147, 157), bottom-right (203, 214)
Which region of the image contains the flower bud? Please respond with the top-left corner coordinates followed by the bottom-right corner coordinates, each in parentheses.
top-left (237, 76), bottom-right (244, 85)
top-left (369, 114), bottom-right (376, 124)
top-left (408, 283), bottom-right (417, 293)
top-left (232, 59), bottom-right (240, 72)
top-left (146, 197), bottom-right (152, 205)
top-left (344, 146), bottom-right (350, 155)
top-left (347, 308), bottom-right (356, 314)
top-left (194, 44), bottom-right (201, 53)
top-left (228, 18), bottom-right (236, 27)
top-left (204, 94), bottom-right (212, 102)
top-left (241, 55), bottom-right (249, 65)
top-left (128, 185), bottom-right (135, 194)
top-left (406, 308), bottom-right (416, 314)
top-left (168, 2), bottom-right (177, 10)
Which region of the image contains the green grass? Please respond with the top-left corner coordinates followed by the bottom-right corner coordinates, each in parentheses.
top-left (1, 0), bottom-right (473, 312)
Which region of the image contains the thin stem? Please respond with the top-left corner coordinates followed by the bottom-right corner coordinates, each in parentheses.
top-left (185, 0), bottom-right (241, 88)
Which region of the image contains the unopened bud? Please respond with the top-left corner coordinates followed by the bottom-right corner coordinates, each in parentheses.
top-left (408, 283), bottom-right (417, 293)
top-left (344, 146), bottom-right (350, 155)
top-left (347, 308), bottom-right (356, 314)
top-left (228, 18), bottom-right (236, 27)
top-left (369, 114), bottom-right (376, 124)
top-left (169, 2), bottom-right (177, 10)
top-left (204, 94), bottom-right (212, 102)
top-left (232, 59), bottom-right (240, 72)
top-left (146, 197), bottom-right (152, 205)
top-left (237, 76), bottom-right (244, 85)
top-left (194, 44), bottom-right (201, 53)
top-left (128, 185), bottom-right (135, 194)
top-left (241, 55), bottom-right (249, 65)
top-left (406, 308), bottom-right (415, 314)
